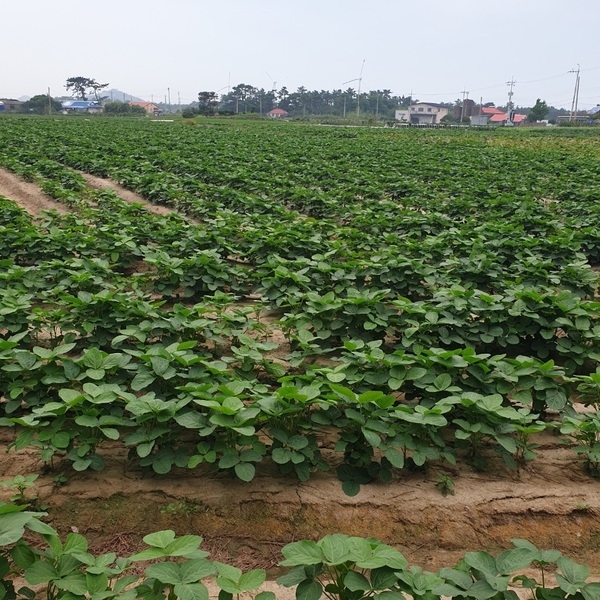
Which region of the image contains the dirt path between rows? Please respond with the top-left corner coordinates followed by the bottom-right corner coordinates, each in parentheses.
top-left (0, 167), bottom-right (70, 216)
top-left (79, 172), bottom-right (177, 217)
top-left (0, 166), bottom-right (198, 222)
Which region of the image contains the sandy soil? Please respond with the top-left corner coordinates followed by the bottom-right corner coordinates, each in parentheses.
top-left (0, 167), bottom-right (70, 216)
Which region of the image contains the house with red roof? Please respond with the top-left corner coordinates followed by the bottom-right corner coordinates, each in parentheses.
top-left (471, 106), bottom-right (526, 126)
top-left (128, 101), bottom-right (162, 116)
top-left (267, 108), bottom-right (289, 118)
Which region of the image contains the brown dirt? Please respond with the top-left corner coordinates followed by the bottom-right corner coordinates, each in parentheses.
top-left (79, 172), bottom-right (176, 217)
top-left (1, 428), bottom-right (600, 575)
top-left (0, 167), bottom-right (69, 216)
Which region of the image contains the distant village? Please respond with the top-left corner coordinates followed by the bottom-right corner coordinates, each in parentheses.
top-left (1, 84), bottom-right (599, 126)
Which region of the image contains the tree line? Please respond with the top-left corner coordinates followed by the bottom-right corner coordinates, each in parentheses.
top-left (188, 84), bottom-right (416, 118)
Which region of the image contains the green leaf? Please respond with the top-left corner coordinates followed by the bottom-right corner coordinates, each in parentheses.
top-left (238, 569), bottom-right (267, 591)
top-left (362, 428), bottom-right (381, 448)
top-left (272, 448), bottom-right (292, 464)
top-left (64, 533), bottom-right (88, 554)
top-left (495, 548), bottom-right (534, 573)
top-left (434, 374), bottom-right (452, 391)
top-left (85, 572), bottom-right (109, 595)
top-left (342, 480), bottom-right (361, 497)
top-left (557, 556), bottom-right (589, 585)
top-left (145, 562), bottom-right (182, 585)
top-left (280, 540), bottom-right (323, 566)
top-left (234, 462), bottom-right (255, 482)
top-left (25, 560), bottom-right (57, 585)
top-left (319, 535), bottom-right (353, 566)
top-left (215, 563), bottom-right (242, 582)
top-left (174, 582), bottom-right (209, 600)
top-left (344, 571), bottom-right (371, 592)
top-left (52, 431), bottom-right (71, 449)
top-left (326, 372), bottom-right (346, 383)
top-left (53, 572), bottom-right (88, 595)
top-left (296, 580), bottom-right (323, 600)
top-left (165, 535), bottom-right (206, 558)
top-left (582, 583), bottom-right (600, 600)
top-left (178, 558), bottom-right (216, 582)
top-left (276, 565), bottom-right (308, 587)
top-left (0, 513), bottom-right (34, 546)
top-left (142, 529), bottom-right (176, 549)
top-left (11, 542), bottom-right (36, 569)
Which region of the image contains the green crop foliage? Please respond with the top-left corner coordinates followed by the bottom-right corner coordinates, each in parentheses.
top-left (0, 119), bottom-right (599, 493)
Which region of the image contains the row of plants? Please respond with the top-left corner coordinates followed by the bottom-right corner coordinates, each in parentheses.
top-left (1, 121), bottom-right (600, 283)
top-left (2, 325), bottom-right (600, 491)
top-left (1, 501), bottom-right (600, 600)
top-left (0, 120), bottom-right (598, 494)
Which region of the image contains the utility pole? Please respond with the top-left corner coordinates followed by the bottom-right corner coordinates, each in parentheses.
top-left (505, 78), bottom-right (516, 126)
top-left (460, 89), bottom-right (469, 122)
top-left (569, 64), bottom-right (580, 122)
top-left (167, 87), bottom-right (171, 113)
top-left (47, 87), bottom-right (52, 115)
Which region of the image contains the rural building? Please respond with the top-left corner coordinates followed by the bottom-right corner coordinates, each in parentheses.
top-left (0, 98), bottom-right (22, 112)
top-left (62, 100), bottom-right (103, 114)
top-left (129, 101), bottom-right (162, 116)
top-left (470, 106), bottom-right (526, 126)
top-left (267, 108), bottom-right (289, 118)
top-left (395, 103), bottom-right (449, 125)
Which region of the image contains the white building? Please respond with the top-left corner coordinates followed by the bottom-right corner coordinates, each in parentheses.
top-left (395, 103), bottom-right (449, 125)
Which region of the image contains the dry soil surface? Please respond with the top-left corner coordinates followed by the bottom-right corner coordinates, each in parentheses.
top-left (79, 171), bottom-right (176, 217)
top-left (0, 167), bottom-right (69, 216)
top-left (1, 429), bottom-right (600, 575)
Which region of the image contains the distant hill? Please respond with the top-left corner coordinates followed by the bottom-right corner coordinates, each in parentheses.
top-left (104, 89), bottom-right (145, 103)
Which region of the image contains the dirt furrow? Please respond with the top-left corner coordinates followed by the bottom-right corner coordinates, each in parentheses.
top-left (0, 167), bottom-right (70, 216)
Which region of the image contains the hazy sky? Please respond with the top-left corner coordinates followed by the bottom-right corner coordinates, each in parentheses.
top-left (3, 0), bottom-right (599, 109)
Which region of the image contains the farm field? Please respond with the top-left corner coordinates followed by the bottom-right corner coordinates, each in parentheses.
top-left (1, 117), bottom-right (600, 584)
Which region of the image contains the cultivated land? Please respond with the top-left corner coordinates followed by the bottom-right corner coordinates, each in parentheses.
top-left (0, 117), bottom-right (600, 583)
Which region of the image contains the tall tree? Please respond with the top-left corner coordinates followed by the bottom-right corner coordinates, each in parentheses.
top-left (528, 98), bottom-right (549, 122)
top-left (21, 94), bottom-right (62, 114)
top-left (197, 91), bottom-right (219, 116)
top-left (65, 77), bottom-right (109, 101)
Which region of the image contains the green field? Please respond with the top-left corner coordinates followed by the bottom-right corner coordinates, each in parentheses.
top-left (0, 118), bottom-right (599, 488)
top-left (0, 117), bottom-right (600, 599)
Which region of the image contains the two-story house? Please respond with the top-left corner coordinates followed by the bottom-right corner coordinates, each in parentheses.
top-left (395, 102), bottom-right (449, 125)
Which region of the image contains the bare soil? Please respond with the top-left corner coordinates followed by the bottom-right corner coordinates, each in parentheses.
top-left (0, 167), bottom-right (69, 216)
top-left (79, 172), bottom-right (176, 217)
top-left (1, 428), bottom-right (600, 574)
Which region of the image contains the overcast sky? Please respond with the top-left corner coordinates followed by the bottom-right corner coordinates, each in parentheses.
top-left (3, 0), bottom-right (598, 109)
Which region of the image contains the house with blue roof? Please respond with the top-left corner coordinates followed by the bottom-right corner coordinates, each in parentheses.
top-left (62, 100), bottom-right (103, 113)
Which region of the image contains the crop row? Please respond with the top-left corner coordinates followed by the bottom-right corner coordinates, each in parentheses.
top-left (3, 501), bottom-right (599, 600)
